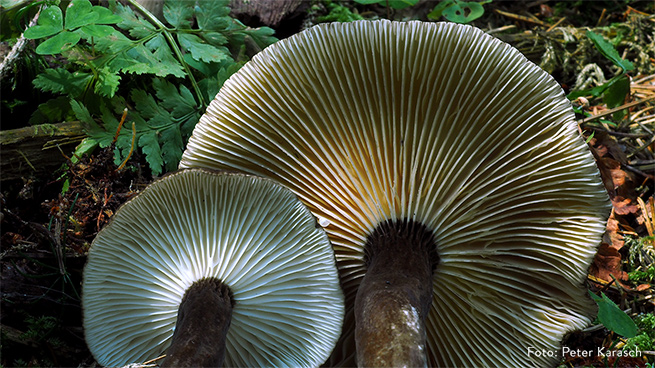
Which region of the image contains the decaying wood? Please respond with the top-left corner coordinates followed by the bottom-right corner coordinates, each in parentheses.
top-left (0, 121), bottom-right (85, 182)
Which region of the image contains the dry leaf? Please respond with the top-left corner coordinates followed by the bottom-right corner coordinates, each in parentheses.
top-left (589, 243), bottom-right (629, 284)
top-left (604, 215), bottom-right (625, 250)
top-left (612, 196), bottom-right (640, 216)
top-left (635, 284), bottom-right (651, 292)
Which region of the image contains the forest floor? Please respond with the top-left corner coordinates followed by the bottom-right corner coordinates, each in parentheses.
top-left (1, 0), bottom-right (654, 367)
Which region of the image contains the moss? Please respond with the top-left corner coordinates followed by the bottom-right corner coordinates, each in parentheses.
top-left (316, 1), bottom-right (364, 23)
top-left (623, 314), bottom-right (655, 359)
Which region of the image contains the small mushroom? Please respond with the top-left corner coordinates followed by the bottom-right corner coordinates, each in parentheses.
top-left (180, 21), bottom-right (611, 367)
top-left (82, 169), bottom-right (344, 367)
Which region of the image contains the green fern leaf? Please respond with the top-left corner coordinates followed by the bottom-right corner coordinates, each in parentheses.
top-left (33, 69), bottom-right (92, 97)
top-left (138, 131), bottom-right (164, 176)
top-left (112, 1), bottom-right (156, 39)
top-left (131, 88), bottom-right (163, 121)
top-left (178, 33), bottom-right (230, 63)
top-left (202, 32), bottom-right (228, 47)
top-left (160, 125), bottom-right (184, 172)
top-left (229, 25), bottom-right (277, 51)
top-left (95, 67), bottom-right (121, 97)
top-left (152, 78), bottom-right (200, 136)
top-left (164, 0), bottom-right (194, 29)
top-left (195, 60), bottom-right (242, 104)
top-left (99, 104), bottom-right (123, 148)
top-left (147, 34), bottom-right (187, 77)
top-left (195, 0), bottom-right (231, 31)
top-left (77, 101), bottom-right (121, 150)
top-left (70, 99), bottom-right (97, 128)
top-left (153, 78), bottom-right (196, 116)
top-left (28, 96), bottom-right (71, 125)
top-left (91, 4), bottom-right (123, 25)
top-left (108, 38), bottom-right (184, 78)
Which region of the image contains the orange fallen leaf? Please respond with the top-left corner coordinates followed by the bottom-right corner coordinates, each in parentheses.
top-left (636, 284), bottom-right (651, 292)
top-left (604, 215), bottom-right (625, 250)
top-left (612, 196), bottom-right (640, 216)
top-left (589, 243), bottom-right (629, 284)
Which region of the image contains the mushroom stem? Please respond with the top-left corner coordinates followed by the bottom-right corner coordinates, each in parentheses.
top-left (354, 220), bottom-right (438, 367)
top-left (161, 278), bottom-right (234, 368)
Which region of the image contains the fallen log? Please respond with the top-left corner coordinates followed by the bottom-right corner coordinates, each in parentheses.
top-left (1, 121), bottom-right (85, 182)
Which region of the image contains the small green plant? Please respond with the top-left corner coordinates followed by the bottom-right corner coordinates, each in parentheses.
top-left (568, 30), bottom-right (634, 121)
top-left (353, 0), bottom-right (490, 23)
top-left (21, 0), bottom-right (276, 176)
top-left (21, 315), bottom-right (60, 342)
top-left (628, 265), bottom-right (655, 283)
top-left (11, 314), bottom-right (64, 366)
top-left (589, 291), bottom-right (638, 338)
top-left (24, 0), bottom-right (123, 57)
top-left (626, 235), bottom-right (655, 273)
top-left (316, 1), bottom-right (364, 23)
top-left (427, 0), bottom-right (492, 24)
top-left (353, 0), bottom-right (420, 10)
top-left (623, 314), bottom-right (655, 362)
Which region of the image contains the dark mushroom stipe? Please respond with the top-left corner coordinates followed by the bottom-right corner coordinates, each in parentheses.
top-left (355, 219), bottom-right (439, 367)
top-left (161, 277), bottom-right (234, 368)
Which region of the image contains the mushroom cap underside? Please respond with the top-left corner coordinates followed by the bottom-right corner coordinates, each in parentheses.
top-left (180, 20), bottom-right (612, 367)
top-left (82, 168), bottom-right (345, 367)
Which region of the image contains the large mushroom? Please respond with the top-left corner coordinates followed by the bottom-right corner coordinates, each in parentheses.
top-left (82, 168), bottom-right (344, 367)
top-left (179, 21), bottom-right (612, 367)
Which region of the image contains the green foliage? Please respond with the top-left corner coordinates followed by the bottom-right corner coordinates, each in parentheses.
top-left (21, 315), bottom-right (60, 342)
top-left (353, 0), bottom-right (420, 10)
top-left (71, 76), bottom-right (202, 174)
top-left (1, 0), bottom-right (32, 42)
top-left (628, 265), bottom-right (655, 283)
top-left (568, 31), bottom-right (634, 120)
top-left (23, 0), bottom-right (277, 177)
top-left (626, 235), bottom-right (655, 273)
top-left (623, 314), bottom-right (655, 359)
top-left (316, 1), bottom-right (364, 23)
top-left (589, 291), bottom-right (639, 338)
top-left (428, 0), bottom-right (492, 23)
top-left (350, 0), bottom-right (490, 22)
top-left (24, 0), bottom-right (123, 55)
top-left (1, 314), bottom-right (66, 367)
top-left (586, 30), bottom-right (634, 72)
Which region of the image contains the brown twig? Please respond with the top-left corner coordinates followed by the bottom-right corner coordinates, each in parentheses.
top-left (623, 164), bottom-right (655, 180)
top-left (582, 126), bottom-right (652, 138)
top-left (578, 95), bottom-right (655, 124)
top-left (546, 17), bottom-right (566, 32)
top-left (494, 9), bottom-right (551, 27)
